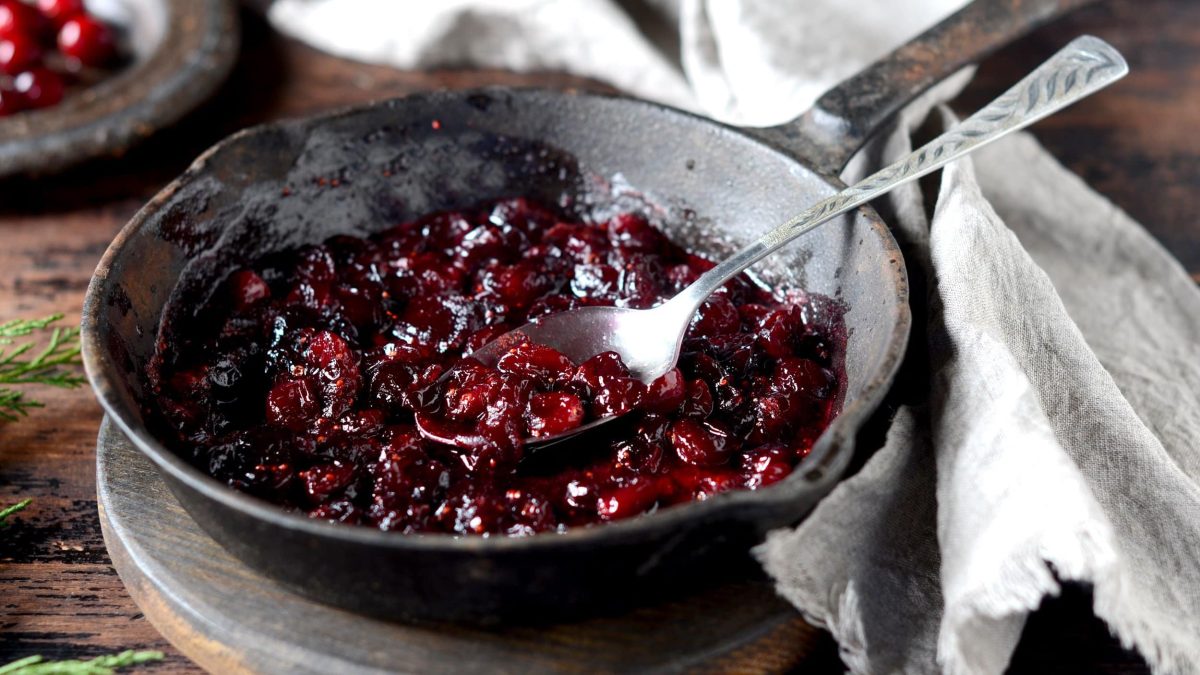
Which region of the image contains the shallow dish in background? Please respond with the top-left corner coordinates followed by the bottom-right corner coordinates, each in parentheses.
top-left (0, 0), bottom-right (237, 177)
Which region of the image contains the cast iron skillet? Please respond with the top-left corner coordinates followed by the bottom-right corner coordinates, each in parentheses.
top-left (82, 0), bottom-right (1088, 623)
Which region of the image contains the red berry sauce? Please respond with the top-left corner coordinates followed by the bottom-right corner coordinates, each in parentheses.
top-left (150, 198), bottom-right (845, 536)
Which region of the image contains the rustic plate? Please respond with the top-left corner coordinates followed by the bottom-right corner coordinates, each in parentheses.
top-left (96, 416), bottom-right (828, 674)
top-left (0, 0), bottom-right (238, 177)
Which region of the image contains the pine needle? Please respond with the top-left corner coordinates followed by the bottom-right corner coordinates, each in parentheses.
top-left (0, 314), bottom-right (84, 422)
top-left (0, 651), bottom-right (164, 675)
top-left (0, 498), bottom-right (31, 528)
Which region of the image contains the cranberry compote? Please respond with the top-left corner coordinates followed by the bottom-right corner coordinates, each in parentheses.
top-left (151, 198), bottom-right (844, 536)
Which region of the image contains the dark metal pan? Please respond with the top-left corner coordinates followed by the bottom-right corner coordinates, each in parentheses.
top-left (82, 0), bottom-right (1089, 623)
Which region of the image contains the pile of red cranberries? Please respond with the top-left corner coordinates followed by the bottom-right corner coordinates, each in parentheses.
top-left (151, 197), bottom-right (844, 536)
top-left (0, 0), bottom-right (120, 116)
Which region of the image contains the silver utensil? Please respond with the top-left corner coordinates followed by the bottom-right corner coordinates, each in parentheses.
top-left (418, 35), bottom-right (1128, 450)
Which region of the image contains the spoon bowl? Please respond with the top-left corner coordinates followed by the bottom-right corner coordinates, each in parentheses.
top-left (418, 35), bottom-right (1128, 452)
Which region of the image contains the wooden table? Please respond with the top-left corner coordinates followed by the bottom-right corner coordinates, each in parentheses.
top-left (1, 1), bottom-right (1193, 671)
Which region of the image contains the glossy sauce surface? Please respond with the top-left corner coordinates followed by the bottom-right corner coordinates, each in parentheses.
top-left (151, 198), bottom-right (845, 535)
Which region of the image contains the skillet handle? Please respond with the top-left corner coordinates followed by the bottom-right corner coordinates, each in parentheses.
top-left (763, 0), bottom-right (1096, 175)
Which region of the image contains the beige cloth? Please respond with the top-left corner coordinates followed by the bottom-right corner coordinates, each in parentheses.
top-left (267, 2), bottom-right (1200, 672)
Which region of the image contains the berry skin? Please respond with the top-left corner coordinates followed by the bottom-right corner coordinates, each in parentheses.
top-left (0, 1), bottom-right (47, 40)
top-left (526, 392), bottom-right (585, 438)
top-left (13, 67), bottom-right (63, 109)
top-left (58, 14), bottom-right (115, 67)
top-left (670, 419), bottom-right (732, 467)
top-left (0, 82), bottom-right (22, 116)
top-left (0, 34), bottom-right (42, 75)
top-left (37, 0), bottom-right (85, 29)
top-left (229, 269), bottom-right (271, 310)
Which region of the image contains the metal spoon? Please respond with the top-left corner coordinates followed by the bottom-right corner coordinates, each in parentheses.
top-left (418, 36), bottom-right (1127, 450)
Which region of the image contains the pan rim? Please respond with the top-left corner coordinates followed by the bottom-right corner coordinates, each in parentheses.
top-left (82, 86), bottom-right (911, 553)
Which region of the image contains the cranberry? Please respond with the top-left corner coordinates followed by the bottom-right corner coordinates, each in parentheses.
top-left (36, 0), bottom-right (83, 28)
top-left (266, 378), bottom-right (318, 432)
top-left (687, 294), bottom-right (741, 338)
top-left (571, 351), bottom-right (629, 395)
top-left (570, 263), bottom-right (620, 302)
top-left (0, 34), bottom-right (41, 75)
top-left (591, 377), bottom-right (646, 418)
top-left (756, 305), bottom-right (804, 358)
top-left (308, 498), bottom-right (361, 524)
top-left (670, 418), bottom-right (731, 466)
top-left (306, 330), bottom-right (361, 418)
top-left (740, 443), bottom-right (794, 489)
top-left (229, 269), bottom-right (271, 310)
top-left (299, 461), bottom-right (357, 506)
top-left (0, 82), bottom-right (21, 116)
top-left (772, 357), bottom-right (832, 398)
top-left (526, 391), bottom-right (584, 437)
top-left (13, 67), bottom-right (62, 109)
top-left (597, 477), bottom-right (662, 520)
top-left (0, 1), bottom-right (45, 39)
top-left (608, 213), bottom-right (664, 253)
top-left (680, 379), bottom-right (714, 419)
top-left (496, 342), bottom-right (575, 388)
top-left (614, 438), bottom-right (664, 475)
top-left (58, 14), bottom-right (115, 67)
top-left (641, 368), bottom-right (686, 414)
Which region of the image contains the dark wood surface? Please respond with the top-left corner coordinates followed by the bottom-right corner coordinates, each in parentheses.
top-left (1, 0), bottom-right (1194, 671)
top-left (96, 419), bottom-right (826, 674)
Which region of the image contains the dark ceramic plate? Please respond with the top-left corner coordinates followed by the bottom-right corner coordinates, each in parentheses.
top-left (0, 0), bottom-right (238, 177)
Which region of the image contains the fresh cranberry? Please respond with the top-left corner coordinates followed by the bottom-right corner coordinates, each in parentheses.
top-left (13, 67), bottom-right (62, 109)
top-left (0, 34), bottom-right (41, 75)
top-left (58, 14), bottom-right (115, 67)
top-left (0, 1), bottom-right (46, 39)
top-left (36, 0), bottom-right (84, 28)
top-left (0, 82), bottom-right (21, 116)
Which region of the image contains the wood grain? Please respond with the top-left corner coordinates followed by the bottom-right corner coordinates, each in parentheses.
top-left (1, 0), bottom-right (1194, 672)
top-left (97, 419), bottom-right (828, 674)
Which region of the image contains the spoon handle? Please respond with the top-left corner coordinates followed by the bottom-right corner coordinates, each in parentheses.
top-left (665, 35), bottom-right (1127, 317)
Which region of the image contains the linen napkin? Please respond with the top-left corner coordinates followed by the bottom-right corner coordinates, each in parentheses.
top-left (265, 2), bottom-right (1200, 672)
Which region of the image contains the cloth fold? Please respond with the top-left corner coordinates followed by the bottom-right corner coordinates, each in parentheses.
top-left (266, 2), bottom-right (1200, 672)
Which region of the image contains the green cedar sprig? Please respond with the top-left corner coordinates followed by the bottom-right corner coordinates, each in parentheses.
top-left (0, 314), bottom-right (84, 422)
top-left (0, 651), bottom-right (164, 675)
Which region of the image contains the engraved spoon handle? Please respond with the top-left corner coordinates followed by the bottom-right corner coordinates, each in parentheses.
top-left (664, 35), bottom-right (1128, 318)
